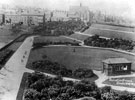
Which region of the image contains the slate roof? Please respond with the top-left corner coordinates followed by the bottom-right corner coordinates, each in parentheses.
top-left (102, 58), bottom-right (131, 64)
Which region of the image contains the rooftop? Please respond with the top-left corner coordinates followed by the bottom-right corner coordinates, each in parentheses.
top-left (102, 58), bottom-right (131, 64)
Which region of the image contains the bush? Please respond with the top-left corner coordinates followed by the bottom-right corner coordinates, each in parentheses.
top-left (33, 20), bottom-right (86, 36)
top-left (24, 72), bottom-right (98, 100)
top-left (31, 60), bottom-right (73, 77)
top-left (29, 59), bottom-right (95, 79)
top-left (84, 35), bottom-right (134, 51)
top-left (101, 86), bottom-right (112, 93)
top-left (0, 49), bottom-right (14, 67)
top-left (73, 68), bottom-right (94, 78)
top-left (24, 72), bottom-right (135, 100)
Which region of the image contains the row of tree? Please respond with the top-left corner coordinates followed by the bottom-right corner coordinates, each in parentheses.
top-left (33, 20), bottom-right (86, 35)
top-left (29, 59), bottom-right (94, 79)
top-left (84, 35), bottom-right (134, 51)
top-left (24, 72), bottom-right (135, 100)
top-left (33, 41), bottom-right (80, 48)
top-left (0, 49), bottom-right (14, 68)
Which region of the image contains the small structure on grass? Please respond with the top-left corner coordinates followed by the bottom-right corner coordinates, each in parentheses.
top-left (102, 58), bottom-right (131, 76)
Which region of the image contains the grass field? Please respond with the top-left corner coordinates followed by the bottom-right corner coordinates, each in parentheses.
top-left (27, 46), bottom-right (135, 71)
top-left (7, 42), bottom-right (22, 51)
top-left (0, 29), bottom-right (15, 42)
top-left (69, 33), bottom-right (89, 41)
top-left (0, 25), bottom-right (29, 43)
top-left (16, 72), bottom-right (29, 100)
top-left (84, 23), bottom-right (135, 41)
top-left (91, 24), bottom-right (135, 32)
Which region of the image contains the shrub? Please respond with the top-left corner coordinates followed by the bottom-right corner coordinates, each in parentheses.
top-left (84, 35), bottom-right (134, 51)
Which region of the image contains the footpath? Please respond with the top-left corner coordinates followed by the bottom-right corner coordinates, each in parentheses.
top-left (0, 36), bottom-right (34, 100)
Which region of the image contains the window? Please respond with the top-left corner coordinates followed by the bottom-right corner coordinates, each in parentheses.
top-left (122, 65), bottom-right (128, 70)
top-left (115, 65), bottom-right (121, 71)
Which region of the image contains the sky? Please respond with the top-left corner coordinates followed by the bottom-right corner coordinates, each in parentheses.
top-left (0, 0), bottom-right (135, 20)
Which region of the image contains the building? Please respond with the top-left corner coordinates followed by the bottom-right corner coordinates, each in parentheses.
top-left (51, 10), bottom-right (68, 21)
top-left (5, 14), bottom-right (21, 24)
top-left (68, 12), bottom-right (80, 21)
top-left (102, 58), bottom-right (131, 76)
top-left (22, 14), bottom-right (44, 26)
top-left (44, 10), bottom-right (51, 21)
top-left (68, 3), bottom-right (90, 23)
top-left (5, 11), bottom-right (45, 26)
top-left (3, 6), bottom-right (49, 26)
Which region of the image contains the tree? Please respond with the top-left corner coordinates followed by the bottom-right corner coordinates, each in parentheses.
top-left (101, 86), bottom-right (112, 93)
top-left (42, 55), bottom-right (47, 59)
top-left (11, 23), bottom-right (22, 35)
top-left (30, 79), bottom-right (46, 92)
top-left (24, 89), bottom-right (41, 100)
top-left (41, 88), bottom-right (48, 97)
top-left (74, 82), bottom-right (86, 91)
top-left (48, 87), bottom-right (59, 98)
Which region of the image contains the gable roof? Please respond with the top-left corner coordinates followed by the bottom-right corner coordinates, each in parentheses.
top-left (102, 58), bottom-right (131, 64)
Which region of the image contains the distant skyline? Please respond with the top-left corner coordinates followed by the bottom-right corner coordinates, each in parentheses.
top-left (0, 0), bottom-right (135, 20)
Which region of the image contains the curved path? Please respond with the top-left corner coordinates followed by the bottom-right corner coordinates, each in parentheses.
top-left (63, 34), bottom-right (135, 56)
